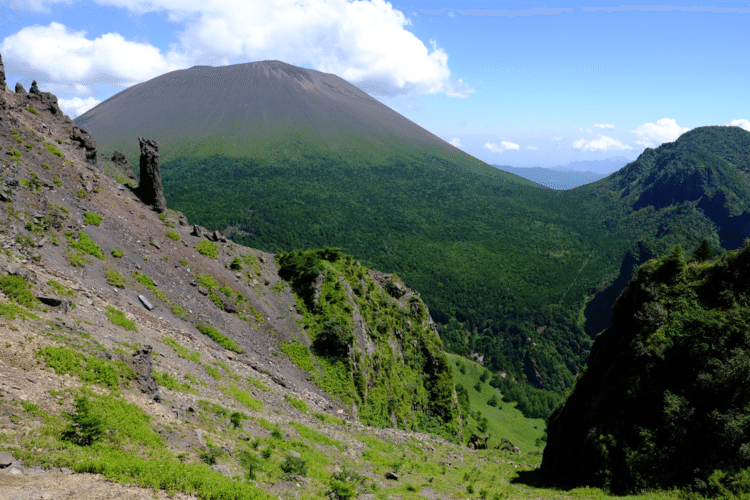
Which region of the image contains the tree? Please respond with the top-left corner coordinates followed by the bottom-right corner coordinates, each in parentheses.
top-left (64, 393), bottom-right (105, 446)
top-left (691, 238), bottom-right (716, 262)
top-left (313, 317), bottom-right (353, 356)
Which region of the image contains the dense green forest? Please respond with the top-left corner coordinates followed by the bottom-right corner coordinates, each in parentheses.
top-left (542, 239), bottom-right (750, 497)
top-left (152, 126), bottom-right (750, 420)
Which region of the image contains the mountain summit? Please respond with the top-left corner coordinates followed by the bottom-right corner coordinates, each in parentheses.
top-left (74, 59), bottom-right (496, 174)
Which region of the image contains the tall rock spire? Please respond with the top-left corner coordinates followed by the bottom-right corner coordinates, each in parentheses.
top-left (137, 137), bottom-right (167, 213)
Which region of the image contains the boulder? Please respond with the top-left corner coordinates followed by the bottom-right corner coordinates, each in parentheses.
top-left (468, 432), bottom-right (489, 450)
top-left (69, 126), bottom-right (98, 166)
top-left (129, 345), bottom-right (161, 402)
top-left (137, 137), bottom-right (167, 213)
top-left (138, 294), bottom-right (154, 310)
top-left (192, 225), bottom-right (207, 238)
top-left (385, 471), bottom-right (399, 480)
top-left (497, 436), bottom-right (521, 455)
top-left (0, 451), bottom-right (15, 468)
top-left (219, 293), bottom-right (238, 313)
top-left (111, 151), bottom-right (136, 180)
top-left (15, 82), bottom-right (25, 94)
top-left (29, 80), bottom-right (40, 94)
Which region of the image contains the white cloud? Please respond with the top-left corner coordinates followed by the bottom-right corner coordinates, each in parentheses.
top-left (729, 119), bottom-right (750, 132)
top-left (552, 136), bottom-right (563, 141)
top-left (58, 96), bottom-right (102, 119)
top-left (594, 123), bottom-right (615, 129)
top-left (449, 137), bottom-right (463, 148)
top-left (501, 141), bottom-right (519, 150)
top-left (0, 21), bottom-right (190, 95)
top-left (573, 135), bottom-right (633, 152)
top-left (631, 118), bottom-right (690, 148)
top-left (0, 0), bottom-right (474, 100)
top-left (484, 142), bottom-right (504, 153)
top-left (527, 145), bottom-right (538, 150)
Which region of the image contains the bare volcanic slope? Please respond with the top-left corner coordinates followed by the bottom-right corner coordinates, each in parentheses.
top-left (74, 60), bottom-right (530, 182)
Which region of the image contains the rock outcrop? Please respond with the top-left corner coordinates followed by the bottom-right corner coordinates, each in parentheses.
top-left (0, 53), bottom-right (7, 93)
top-left (69, 126), bottom-right (98, 166)
top-left (111, 151), bottom-right (136, 180)
top-left (129, 346), bottom-right (161, 402)
top-left (137, 137), bottom-right (166, 213)
top-left (14, 82), bottom-right (25, 94)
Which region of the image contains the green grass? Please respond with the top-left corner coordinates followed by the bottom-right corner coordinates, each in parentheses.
top-left (25, 106), bottom-right (39, 115)
top-left (38, 347), bottom-right (132, 389)
top-left (133, 271), bottom-right (168, 302)
top-left (153, 371), bottom-right (197, 394)
top-left (105, 306), bottom-right (136, 331)
top-left (247, 377), bottom-right (270, 392)
top-left (45, 142), bottom-right (64, 157)
top-left (0, 275), bottom-right (39, 309)
top-left (53, 176), bottom-right (62, 187)
top-left (166, 230), bottom-right (180, 241)
top-left (84, 211), bottom-right (102, 226)
top-left (223, 384), bottom-right (263, 411)
top-left (111, 248), bottom-right (124, 258)
top-left (196, 322), bottom-right (242, 353)
top-left (48, 280), bottom-right (76, 296)
top-left (66, 232), bottom-right (104, 260)
top-left (447, 353), bottom-right (545, 452)
top-left (106, 270), bottom-right (125, 288)
top-left (161, 337), bottom-right (201, 363)
top-left (280, 340), bottom-right (316, 373)
top-left (196, 239), bottom-right (219, 259)
top-left (284, 394), bottom-right (310, 413)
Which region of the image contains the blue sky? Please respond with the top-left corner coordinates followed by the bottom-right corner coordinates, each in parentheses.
top-left (1, 0), bottom-right (748, 170)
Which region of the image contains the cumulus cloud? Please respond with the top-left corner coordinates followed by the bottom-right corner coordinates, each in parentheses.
top-left (729, 119), bottom-right (750, 132)
top-left (58, 96), bottom-right (102, 118)
top-left (594, 123), bottom-right (614, 129)
top-left (449, 137), bottom-right (463, 148)
top-left (0, 0), bottom-right (474, 100)
top-left (0, 21), bottom-right (190, 95)
top-left (572, 135), bottom-right (633, 152)
top-left (484, 142), bottom-right (504, 153)
top-left (501, 141), bottom-right (519, 150)
top-left (631, 118), bottom-right (690, 148)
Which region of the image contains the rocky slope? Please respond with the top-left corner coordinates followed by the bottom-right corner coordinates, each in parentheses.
top-left (0, 54), bottom-right (525, 500)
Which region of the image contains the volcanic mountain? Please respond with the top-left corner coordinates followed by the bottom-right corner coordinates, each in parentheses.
top-left (73, 59), bottom-right (520, 179)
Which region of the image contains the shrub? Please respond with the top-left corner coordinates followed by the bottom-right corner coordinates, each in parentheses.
top-left (106, 306), bottom-right (136, 331)
top-left (84, 211), bottom-right (102, 226)
top-left (280, 456), bottom-right (308, 478)
top-left (230, 257), bottom-right (242, 270)
top-left (313, 317), bottom-right (353, 356)
top-left (166, 230), bottom-right (180, 241)
top-left (67, 232), bottom-right (104, 260)
top-left (111, 248), bottom-right (124, 258)
top-left (42, 163), bottom-right (50, 170)
top-left (25, 106), bottom-right (39, 115)
top-left (198, 445), bottom-right (224, 465)
top-left (48, 280), bottom-right (75, 296)
top-left (45, 143), bottom-right (64, 157)
top-left (196, 239), bottom-right (218, 259)
top-left (77, 189), bottom-right (87, 200)
top-left (284, 394), bottom-right (310, 413)
top-left (230, 411), bottom-right (246, 428)
top-left (63, 393), bottom-right (105, 446)
top-left (0, 275), bottom-right (38, 309)
top-left (238, 449), bottom-right (261, 480)
top-left (106, 270), bottom-right (125, 288)
top-left (53, 176), bottom-right (62, 187)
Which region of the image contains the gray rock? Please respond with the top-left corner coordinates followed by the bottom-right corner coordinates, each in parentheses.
top-left (219, 293), bottom-right (238, 313)
top-left (37, 296), bottom-right (62, 307)
top-left (197, 286), bottom-right (209, 296)
top-left (195, 429), bottom-right (205, 446)
top-left (237, 433), bottom-right (249, 441)
top-left (0, 53), bottom-right (5, 90)
top-left (288, 450), bottom-right (302, 458)
top-left (385, 471), bottom-right (399, 480)
top-left (111, 151), bottom-right (136, 180)
top-left (29, 80), bottom-right (40, 94)
top-left (137, 137), bottom-right (166, 213)
top-left (15, 82), bottom-right (25, 94)
top-left (212, 230), bottom-right (222, 242)
top-left (192, 225), bottom-right (207, 238)
top-left (70, 126), bottom-right (98, 166)
top-left (212, 464), bottom-right (231, 477)
top-left (150, 238), bottom-right (162, 250)
top-left (138, 294), bottom-right (154, 310)
top-left (0, 451), bottom-right (15, 468)
top-left (129, 345), bottom-right (161, 402)
top-left (358, 495), bottom-right (376, 500)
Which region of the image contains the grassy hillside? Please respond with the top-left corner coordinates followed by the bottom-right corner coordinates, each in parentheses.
top-left (446, 353), bottom-right (545, 452)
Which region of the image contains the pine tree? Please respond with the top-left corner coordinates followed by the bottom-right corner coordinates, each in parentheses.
top-left (65, 394), bottom-right (105, 446)
top-left (691, 238), bottom-right (716, 262)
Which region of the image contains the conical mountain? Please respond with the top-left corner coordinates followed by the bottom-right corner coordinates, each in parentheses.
top-left (73, 59), bottom-right (518, 179)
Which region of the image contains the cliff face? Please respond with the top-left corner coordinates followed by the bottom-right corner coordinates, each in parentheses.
top-left (542, 242), bottom-right (750, 495)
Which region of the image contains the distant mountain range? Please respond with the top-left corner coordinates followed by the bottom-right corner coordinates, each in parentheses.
top-left (493, 157), bottom-right (631, 190)
top-left (73, 58), bottom-right (750, 420)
